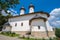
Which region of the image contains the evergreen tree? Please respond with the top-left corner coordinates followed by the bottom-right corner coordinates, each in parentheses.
top-left (55, 28), bottom-right (60, 38)
top-left (0, 0), bottom-right (20, 31)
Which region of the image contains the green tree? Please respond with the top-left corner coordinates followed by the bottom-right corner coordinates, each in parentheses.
top-left (0, 0), bottom-right (20, 10)
top-left (6, 12), bottom-right (12, 19)
top-left (0, 0), bottom-right (20, 31)
top-left (55, 28), bottom-right (60, 38)
top-left (0, 12), bottom-right (12, 27)
top-left (0, 14), bottom-right (6, 26)
top-left (0, 13), bottom-right (7, 31)
top-left (0, 0), bottom-right (20, 15)
top-left (0, 0), bottom-right (20, 24)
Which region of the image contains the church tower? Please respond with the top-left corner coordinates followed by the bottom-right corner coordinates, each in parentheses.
top-left (29, 4), bottom-right (34, 13)
top-left (20, 6), bottom-right (25, 15)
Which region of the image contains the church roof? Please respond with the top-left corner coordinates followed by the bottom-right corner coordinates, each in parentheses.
top-left (9, 11), bottom-right (50, 18)
top-left (3, 22), bottom-right (11, 27)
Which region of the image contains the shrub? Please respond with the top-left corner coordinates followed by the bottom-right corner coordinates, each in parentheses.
top-left (9, 32), bottom-right (19, 37)
top-left (10, 32), bottom-right (15, 37)
top-left (42, 38), bottom-right (45, 40)
top-left (53, 37), bottom-right (59, 40)
top-left (49, 37), bottom-right (53, 40)
top-left (0, 32), bottom-right (4, 34)
top-left (0, 31), bottom-right (19, 37)
top-left (5, 31), bottom-right (11, 36)
top-left (23, 38), bottom-right (45, 40)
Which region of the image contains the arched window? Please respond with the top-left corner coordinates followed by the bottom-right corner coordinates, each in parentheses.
top-left (38, 26), bottom-right (40, 29)
top-left (53, 28), bottom-right (55, 31)
top-left (15, 23), bottom-right (17, 26)
top-left (3, 27), bottom-right (6, 29)
top-left (21, 23), bottom-right (23, 26)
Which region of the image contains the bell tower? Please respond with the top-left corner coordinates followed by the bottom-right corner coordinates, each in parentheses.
top-left (29, 4), bottom-right (34, 13)
top-left (20, 6), bottom-right (25, 15)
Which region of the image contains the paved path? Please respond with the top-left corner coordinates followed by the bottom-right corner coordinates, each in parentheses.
top-left (0, 35), bottom-right (22, 40)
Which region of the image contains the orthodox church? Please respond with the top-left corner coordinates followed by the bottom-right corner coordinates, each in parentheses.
top-left (2, 4), bottom-right (55, 38)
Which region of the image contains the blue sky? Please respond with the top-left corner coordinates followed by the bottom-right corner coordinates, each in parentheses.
top-left (13, 0), bottom-right (60, 14)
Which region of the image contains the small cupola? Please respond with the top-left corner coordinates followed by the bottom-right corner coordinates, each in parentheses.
top-left (20, 6), bottom-right (25, 15)
top-left (29, 4), bottom-right (34, 13)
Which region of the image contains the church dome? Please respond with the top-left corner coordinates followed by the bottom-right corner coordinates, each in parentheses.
top-left (20, 6), bottom-right (25, 10)
top-left (29, 4), bottom-right (34, 8)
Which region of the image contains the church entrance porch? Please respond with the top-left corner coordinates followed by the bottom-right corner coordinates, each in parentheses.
top-left (27, 18), bottom-right (49, 38)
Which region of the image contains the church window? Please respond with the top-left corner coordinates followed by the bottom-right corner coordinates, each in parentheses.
top-left (21, 23), bottom-right (23, 26)
top-left (38, 26), bottom-right (40, 29)
top-left (31, 9), bottom-right (32, 10)
top-left (15, 23), bottom-right (17, 26)
top-left (3, 27), bottom-right (6, 29)
top-left (53, 28), bottom-right (55, 31)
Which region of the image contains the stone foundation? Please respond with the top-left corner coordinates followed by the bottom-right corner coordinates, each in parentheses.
top-left (13, 31), bottom-right (29, 36)
top-left (13, 31), bottom-right (55, 38)
top-left (48, 31), bottom-right (55, 37)
top-left (31, 31), bottom-right (48, 38)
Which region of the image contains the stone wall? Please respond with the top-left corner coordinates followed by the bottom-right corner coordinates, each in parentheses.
top-left (48, 31), bottom-right (55, 37)
top-left (13, 31), bottom-right (55, 38)
top-left (31, 31), bottom-right (48, 38)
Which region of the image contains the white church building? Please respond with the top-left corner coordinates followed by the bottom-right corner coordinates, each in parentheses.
top-left (2, 4), bottom-right (55, 38)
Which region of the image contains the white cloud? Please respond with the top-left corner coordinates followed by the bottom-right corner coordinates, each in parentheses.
top-left (7, 10), bottom-right (10, 13)
top-left (56, 21), bottom-right (60, 23)
top-left (9, 8), bottom-right (17, 13)
top-left (1, 10), bottom-right (8, 16)
top-left (1, 8), bottom-right (19, 16)
top-left (48, 8), bottom-right (60, 28)
top-left (50, 8), bottom-right (60, 17)
top-left (7, 8), bottom-right (19, 16)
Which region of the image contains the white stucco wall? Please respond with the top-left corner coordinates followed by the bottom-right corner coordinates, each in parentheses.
top-left (31, 19), bottom-right (46, 31)
top-left (46, 21), bottom-right (53, 31)
top-left (2, 26), bottom-right (11, 31)
top-left (9, 20), bottom-right (30, 31)
top-left (31, 19), bottom-right (45, 26)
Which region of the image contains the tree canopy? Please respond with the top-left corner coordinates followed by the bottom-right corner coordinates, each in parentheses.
top-left (55, 28), bottom-right (60, 38)
top-left (0, 14), bottom-right (7, 26)
top-left (0, 0), bottom-right (20, 10)
top-left (0, 0), bottom-right (20, 29)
